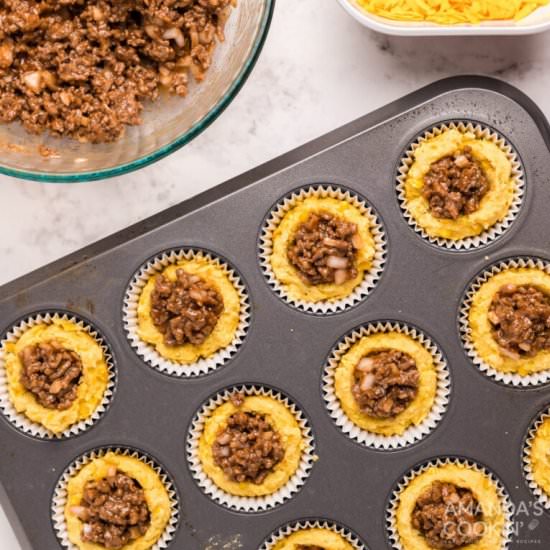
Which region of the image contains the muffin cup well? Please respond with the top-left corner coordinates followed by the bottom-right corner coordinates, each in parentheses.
top-left (186, 384), bottom-right (316, 512)
top-left (0, 312), bottom-right (115, 440)
top-left (459, 256), bottom-right (550, 387)
top-left (386, 457), bottom-right (513, 550)
top-left (52, 446), bottom-right (179, 550)
top-left (259, 185), bottom-right (387, 314)
top-left (322, 321), bottom-right (450, 450)
top-left (259, 519), bottom-right (367, 550)
top-left (123, 248), bottom-right (250, 377)
top-left (397, 121), bottom-right (525, 250)
top-left (523, 406), bottom-right (550, 511)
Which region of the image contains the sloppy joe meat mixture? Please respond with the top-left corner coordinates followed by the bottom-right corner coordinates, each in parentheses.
top-left (287, 211), bottom-right (362, 286)
top-left (19, 340), bottom-right (83, 410)
top-left (212, 394), bottom-right (285, 484)
top-left (150, 268), bottom-right (224, 347)
top-left (488, 283), bottom-right (550, 359)
top-left (423, 147), bottom-right (490, 220)
top-left (352, 349), bottom-right (419, 419)
top-left (71, 467), bottom-right (151, 549)
top-left (412, 481), bottom-right (484, 550)
top-left (0, 0), bottom-right (234, 143)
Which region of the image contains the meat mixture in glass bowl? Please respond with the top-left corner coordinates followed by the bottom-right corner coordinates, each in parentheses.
top-left (70, 467), bottom-right (151, 549)
top-left (412, 481), bottom-right (484, 550)
top-left (150, 268), bottom-right (224, 347)
top-left (488, 283), bottom-right (550, 359)
top-left (0, 0), bottom-right (234, 143)
top-left (19, 340), bottom-right (82, 410)
top-left (423, 147), bottom-right (490, 220)
top-left (212, 395), bottom-right (285, 484)
top-left (352, 349), bottom-right (420, 419)
top-left (287, 211), bottom-right (362, 286)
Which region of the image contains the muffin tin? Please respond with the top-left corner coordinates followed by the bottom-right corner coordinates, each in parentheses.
top-left (1, 76), bottom-right (550, 549)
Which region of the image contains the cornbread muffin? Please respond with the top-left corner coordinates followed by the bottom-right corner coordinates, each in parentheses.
top-left (395, 463), bottom-right (506, 550)
top-left (198, 393), bottom-right (305, 497)
top-left (3, 318), bottom-right (109, 434)
top-left (404, 128), bottom-right (515, 241)
top-left (137, 255), bottom-right (241, 365)
top-left (270, 196), bottom-right (377, 303)
top-left (271, 527), bottom-right (355, 550)
top-left (334, 332), bottom-right (438, 436)
top-left (527, 416), bottom-right (550, 503)
top-left (64, 452), bottom-right (171, 550)
top-left (468, 267), bottom-right (550, 376)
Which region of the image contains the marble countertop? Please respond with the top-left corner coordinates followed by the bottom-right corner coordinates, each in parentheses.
top-left (2, 1), bottom-right (550, 547)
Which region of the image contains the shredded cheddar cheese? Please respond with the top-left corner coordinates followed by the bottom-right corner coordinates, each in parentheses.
top-left (356, 0), bottom-right (550, 24)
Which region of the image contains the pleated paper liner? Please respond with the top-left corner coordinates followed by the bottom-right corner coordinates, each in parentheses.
top-left (259, 518), bottom-right (368, 550)
top-left (0, 312), bottom-right (116, 440)
top-left (459, 256), bottom-right (550, 387)
top-left (322, 321), bottom-right (450, 450)
top-left (259, 184), bottom-right (387, 314)
top-left (386, 457), bottom-right (513, 550)
top-left (523, 406), bottom-right (550, 511)
top-left (123, 248), bottom-right (250, 377)
top-left (51, 446), bottom-right (179, 550)
top-left (186, 384), bottom-right (316, 512)
top-left (396, 121), bottom-right (525, 250)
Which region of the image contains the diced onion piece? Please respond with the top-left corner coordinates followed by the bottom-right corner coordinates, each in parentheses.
top-left (334, 269), bottom-right (348, 285)
top-left (360, 373), bottom-right (376, 392)
top-left (163, 27), bottom-right (185, 48)
top-left (357, 357), bottom-right (374, 372)
top-left (23, 71), bottom-right (42, 93)
top-left (351, 233), bottom-right (363, 250)
top-left (326, 256), bottom-right (348, 269)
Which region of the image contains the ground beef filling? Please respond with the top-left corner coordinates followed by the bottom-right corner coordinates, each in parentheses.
top-left (150, 268), bottom-right (224, 347)
top-left (488, 284), bottom-right (550, 359)
top-left (71, 468), bottom-right (151, 549)
top-left (0, 0), bottom-right (233, 143)
top-left (422, 147), bottom-right (490, 220)
top-left (412, 481), bottom-right (484, 550)
top-left (352, 349), bottom-right (420, 419)
top-left (19, 340), bottom-right (82, 410)
top-left (287, 211), bottom-right (362, 286)
top-left (296, 546), bottom-right (325, 550)
top-left (212, 398), bottom-right (285, 484)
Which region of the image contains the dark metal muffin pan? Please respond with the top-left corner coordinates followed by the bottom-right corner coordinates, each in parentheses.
top-left (1, 76), bottom-right (550, 549)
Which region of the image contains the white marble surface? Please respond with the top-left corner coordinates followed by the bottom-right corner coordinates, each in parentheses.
top-left (2, 1), bottom-right (550, 547)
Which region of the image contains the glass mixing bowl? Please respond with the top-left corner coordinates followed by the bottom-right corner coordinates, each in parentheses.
top-left (0, 0), bottom-right (274, 183)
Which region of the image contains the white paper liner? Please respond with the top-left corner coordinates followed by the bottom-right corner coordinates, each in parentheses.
top-left (0, 312), bottom-right (116, 440)
top-left (52, 447), bottom-right (179, 550)
top-left (322, 322), bottom-right (450, 450)
top-left (259, 185), bottom-right (387, 314)
top-left (187, 385), bottom-right (315, 512)
top-left (260, 519), bottom-right (367, 550)
top-left (396, 121), bottom-right (525, 250)
top-left (386, 457), bottom-right (513, 550)
top-left (523, 406), bottom-right (550, 511)
top-left (123, 248), bottom-right (250, 377)
top-left (459, 256), bottom-right (550, 387)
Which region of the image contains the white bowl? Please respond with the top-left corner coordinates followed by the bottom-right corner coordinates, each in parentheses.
top-left (337, 0), bottom-right (550, 36)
